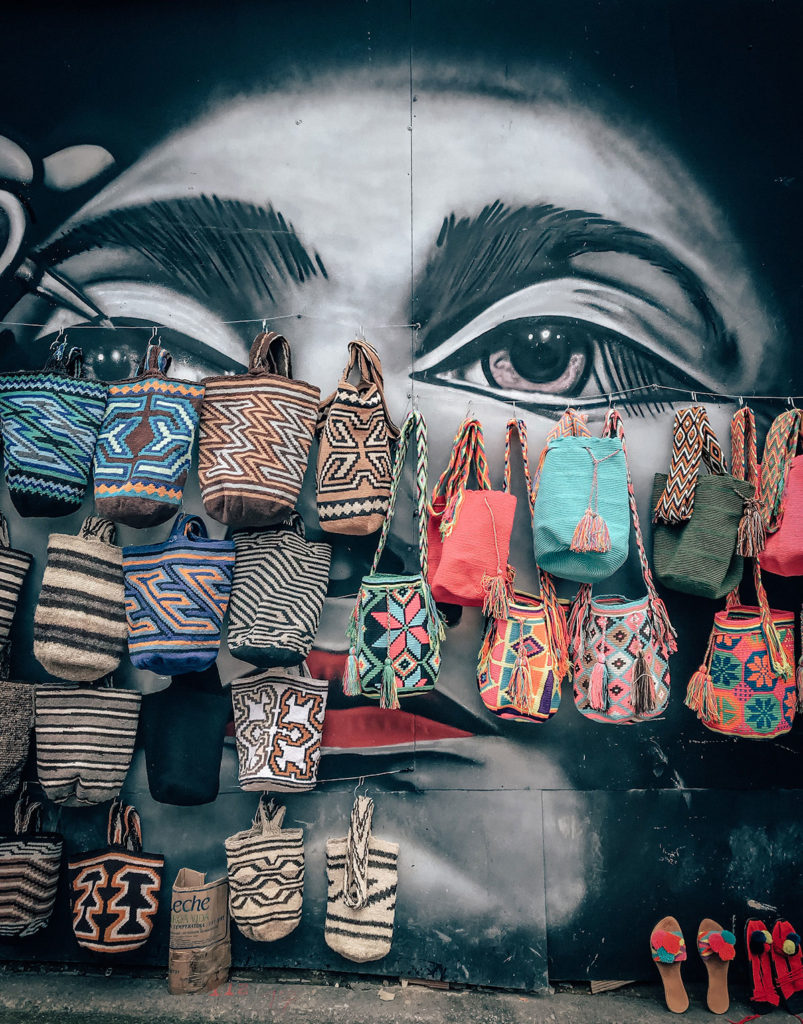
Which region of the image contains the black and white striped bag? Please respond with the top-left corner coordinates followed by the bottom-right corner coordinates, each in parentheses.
top-left (228, 513), bottom-right (331, 667)
top-left (0, 514), bottom-right (32, 644)
top-left (34, 680), bottom-right (141, 806)
top-left (325, 796), bottom-right (399, 963)
top-left (0, 784), bottom-right (63, 938)
top-left (0, 644), bottom-right (34, 798)
top-left (33, 516), bottom-right (127, 681)
top-left (225, 797), bottom-right (303, 943)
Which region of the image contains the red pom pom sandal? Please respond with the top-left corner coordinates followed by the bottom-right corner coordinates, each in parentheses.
top-left (650, 915), bottom-right (689, 1014)
top-left (697, 917), bottom-right (735, 1014)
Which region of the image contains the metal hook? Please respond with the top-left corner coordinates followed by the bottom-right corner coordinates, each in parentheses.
top-left (738, 396), bottom-right (744, 408)
top-left (353, 775), bottom-right (365, 798)
top-left (149, 326), bottom-right (158, 343)
top-left (262, 318), bottom-right (268, 333)
top-left (788, 396), bottom-right (796, 409)
top-left (691, 391), bottom-right (698, 403)
top-left (357, 323), bottom-right (365, 341)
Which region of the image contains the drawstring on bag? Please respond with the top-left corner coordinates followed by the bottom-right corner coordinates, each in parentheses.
top-left (570, 447), bottom-right (618, 554)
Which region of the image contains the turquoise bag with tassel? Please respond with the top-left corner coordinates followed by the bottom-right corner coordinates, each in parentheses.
top-left (532, 408), bottom-right (630, 583)
top-left (343, 409), bottom-right (444, 709)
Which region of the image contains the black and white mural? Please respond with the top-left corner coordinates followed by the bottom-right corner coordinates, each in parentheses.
top-left (1, 0), bottom-right (802, 989)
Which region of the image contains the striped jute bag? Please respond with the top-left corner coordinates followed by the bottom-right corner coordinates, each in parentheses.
top-left (68, 800), bottom-right (163, 954)
top-left (35, 679), bottom-right (141, 806)
top-left (0, 513), bottom-right (32, 644)
top-left (0, 644), bottom-right (34, 797)
top-left (316, 338), bottom-right (399, 534)
top-left (0, 785), bottom-right (63, 938)
top-left (33, 516), bottom-right (127, 681)
top-left (198, 332), bottom-right (320, 528)
top-left (325, 795), bottom-right (399, 963)
top-left (225, 797), bottom-right (304, 943)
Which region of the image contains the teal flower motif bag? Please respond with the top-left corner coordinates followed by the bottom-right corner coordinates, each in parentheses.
top-left (532, 408), bottom-right (630, 583)
top-left (344, 409), bottom-right (444, 709)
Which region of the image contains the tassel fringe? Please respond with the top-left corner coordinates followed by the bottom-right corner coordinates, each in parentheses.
top-left (380, 658), bottom-right (399, 710)
top-left (343, 647), bottom-right (361, 696)
top-left (631, 649), bottom-right (656, 716)
top-left (481, 564), bottom-right (515, 619)
top-left (686, 665), bottom-right (719, 722)
top-left (570, 508), bottom-right (611, 553)
top-left (588, 658), bottom-right (608, 711)
top-left (737, 498), bottom-right (767, 557)
top-left (507, 645), bottom-right (535, 713)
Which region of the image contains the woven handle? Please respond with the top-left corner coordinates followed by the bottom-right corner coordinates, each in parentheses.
top-left (255, 796), bottom-right (286, 834)
top-left (249, 332), bottom-right (293, 378)
top-left (170, 513), bottom-right (208, 542)
top-left (80, 515), bottom-right (116, 545)
top-left (343, 795), bottom-right (374, 911)
top-left (13, 784), bottom-right (42, 835)
top-left (726, 561), bottom-right (790, 679)
top-left (43, 338), bottom-right (84, 378)
top-left (653, 406), bottom-right (728, 524)
top-left (137, 343), bottom-right (172, 377)
top-left (429, 418), bottom-right (492, 540)
top-left (759, 408), bottom-right (803, 533)
top-left (0, 512), bottom-right (9, 550)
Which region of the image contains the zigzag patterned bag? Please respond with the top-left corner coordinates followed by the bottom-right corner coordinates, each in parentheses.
top-left (123, 513), bottom-right (234, 674)
top-left (0, 644), bottom-right (34, 797)
top-left (0, 785), bottom-right (62, 939)
top-left (225, 797), bottom-right (304, 943)
top-left (344, 409), bottom-right (444, 708)
top-left (198, 332), bottom-right (320, 528)
top-left (0, 513), bottom-right (32, 645)
top-left (325, 795), bottom-right (399, 963)
top-left (228, 513), bottom-right (331, 668)
top-left (569, 410), bottom-right (678, 724)
top-left (316, 338), bottom-right (399, 535)
top-left (231, 663), bottom-right (328, 792)
top-left (0, 339), bottom-right (106, 517)
top-left (68, 800), bottom-right (163, 954)
top-left (35, 679), bottom-right (141, 806)
top-left (93, 342), bottom-right (205, 527)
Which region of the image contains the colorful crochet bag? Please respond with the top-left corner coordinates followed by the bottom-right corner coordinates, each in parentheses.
top-left (532, 407), bottom-right (630, 583)
top-left (685, 562), bottom-right (795, 739)
top-left (0, 785), bottom-right (63, 938)
top-left (0, 644), bottom-right (34, 797)
top-left (652, 406), bottom-right (752, 598)
top-left (230, 663), bottom-right (328, 792)
top-left (35, 679), bottom-right (141, 805)
top-left (225, 797), bottom-right (304, 943)
top-left (477, 419), bottom-right (569, 723)
top-left (198, 332), bottom-right (320, 528)
top-left (427, 417), bottom-right (517, 614)
top-left (568, 410), bottom-right (678, 724)
top-left (0, 339), bottom-right (106, 517)
top-left (33, 515), bottom-right (127, 681)
top-left (316, 338), bottom-right (399, 534)
top-left (123, 513), bottom-right (234, 674)
top-left (759, 408), bottom-right (803, 577)
top-left (0, 513), bottom-right (32, 645)
top-left (227, 513), bottom-right (332, 668)
top-left (325, 795), bottom-right (399, 964)
top-left (68, 800), bottom-right (163, 954)
top-left (93, 342), bottom-right (205, 527)
top-left (343, 409), bottom-right (444, 708)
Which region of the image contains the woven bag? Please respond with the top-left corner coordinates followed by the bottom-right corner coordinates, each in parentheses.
top-left (316, 338), bottom-right (399, 534)
top-left (93, 342), bottom-right (205, 527)
top-left (477, 419), bottom-right (570, 723)
top-left (141, 665), bottom-right (231, 806)
top-left (685, 562), bottom-right (795, 740)
top-left (652, 406), bottom-right (751, 598)
top-left (231, 663), bottom-right (328, 792)
top-left (0, 785), bottom-right (62, 939)
top-left (325, 795), bottom-right (398, 963)
top-left (759, 408), bottom-right (803, 577)
top-left (0, 339), bottom-right (106, 517)
top-left (0, 644), bottom-right (34, 797)
top-left (225, 797), bottom-right (304, 942)
top-left (228, 513), bottom-right (332, 668)
top-left (198, 332), bottom-right (320, 528)
top-left (427, 417), bottom-right (517, 613)
top-left (532, 407), bottom-right (630, 583)
top-left (343, 409), bottom-right (444, 708)
top-left (123, 513), bottom-right (234, 674)
top-left (35, 679), bottom-right (141, 806)
top-left (568, 410), bottom-right (678, 724)
top-left (33, 515), bottom-right (127, 681)
top-left (0, 513), bottom-right (32, 644)
top-left (68, 800), bottom-right (163, 953)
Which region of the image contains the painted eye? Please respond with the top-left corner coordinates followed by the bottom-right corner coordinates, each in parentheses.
top-left (477, 319), bottom-right (592, 394)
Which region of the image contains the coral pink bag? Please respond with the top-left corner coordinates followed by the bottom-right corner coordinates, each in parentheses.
top-left (759, 408), bottom-right (803, 577)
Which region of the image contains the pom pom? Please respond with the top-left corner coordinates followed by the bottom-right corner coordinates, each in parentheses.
top-left (749, 929), bottom-right (772, 954)
top-left (652, 930), bottom-right (682, 956)
top-left (721, 930), bottom-right (736, 945)
top-left (570, 508), bottom-right (611, 553)
top-left (709, 930), bottom-right (736, 960)
top-left (783, 938), bottom-right (798, 956)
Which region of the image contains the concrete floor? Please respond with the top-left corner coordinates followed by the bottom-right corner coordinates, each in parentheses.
top-left (0, 969), bottom-right (798, 1024)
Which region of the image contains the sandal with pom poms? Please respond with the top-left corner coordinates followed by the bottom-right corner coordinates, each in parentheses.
top-left (770, 919), bottom-right (803, 1018)
top-left (736, 919), bottom-right (780, 1021)
top-left (697, 918), bottom-right (735, 1014)
top-left (650, 916), bottom-right (689, 1013)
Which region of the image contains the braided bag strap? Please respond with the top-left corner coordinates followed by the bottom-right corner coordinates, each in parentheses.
top-left (731, 406), bottom-right (766, 556)
top-left (343, 795), bottom-right (374, 911)
top-left (759, 408), bottom-right (802, 533)
top-left (653, 406), bottom-right (727, 524)
top-left (430, 418), bottom-right (492, 540)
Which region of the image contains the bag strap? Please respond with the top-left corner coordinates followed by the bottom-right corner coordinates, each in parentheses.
top-left (79, 515), bottom-right (116, 545)
top-left (249, 331), bottom-right (293, 378)
top-left (759, 408), bottom-right (802, 533)
top-left (13, 784), bottom-right (42, 836)
top-left (731, 406), bottom-right (766, 556)
top-left (343, 795), bottom-right (374, 911)
top-left (371, 409), bottom-right (429, 577)
top-left (429, 418), bottom-right (492, 540)
top-left (317, 339), bottom-right (400, 440)
top-left (108, 798), bottom-right (125, 846)
top-left (653, 406), bottom-right (727, 524)
top-left (170, 513), bottom-right (208, 542)
top-left (0, 512), bottom-right (10, 550)
top-left (255, 795), bottom-right (286, 835)
top-left (503, 418), bottom-right (535, 522)
top-left (43, 338), bottom-right (84, 378)
top-left (122, 805), bottom-right (143, 852)
top-left (137, 342), bottom-right (172, 377)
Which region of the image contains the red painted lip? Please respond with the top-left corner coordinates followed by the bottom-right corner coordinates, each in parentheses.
top-left (321, 706), bottom-right (473, 748)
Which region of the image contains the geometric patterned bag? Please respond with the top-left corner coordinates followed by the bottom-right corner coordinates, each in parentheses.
top-left (0, 339), bottom-right (106, 517)
top-left (325, 795), bottom-right (399, 963)
top-left (227, 513), bottom-right (332, 668)
top-left (93, 342), bottom-right (205, 528)
top-left (343, 409), bottom-right (444, 709)
top-left (198, 332), bottom-right (320, 529)
top-left (0, 785), bottom-right (63, 939)
top-left (123, 513), bottom-right (235, 675)
top-left (230, 664), bottom-right (328, 792)
top-left (0, 512), bottom-right (32, 644)
top-left (316, 338), bottom-right (398, 535)
top-left (569, 410), bottom-right (678, 724)
top-left (225, 796), bottom-right (304, 943)
top-left (68, 800), bottom-right (163, 954)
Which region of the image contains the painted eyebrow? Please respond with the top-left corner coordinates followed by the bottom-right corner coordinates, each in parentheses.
top-left (413, 200), bottom-right (736, 367)
top-left (34, 195), bottom-right (328, 311)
